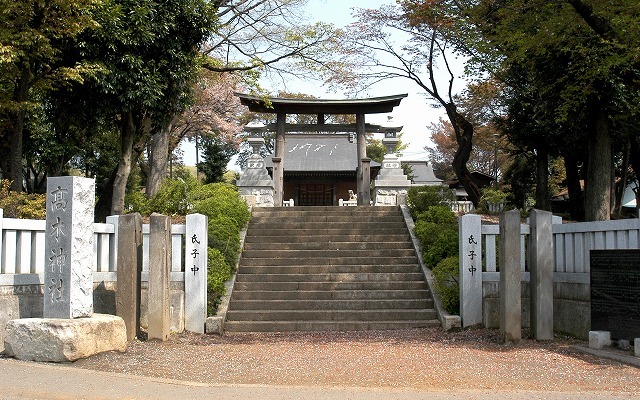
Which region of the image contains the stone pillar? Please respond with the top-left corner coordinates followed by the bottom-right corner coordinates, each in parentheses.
top-left (147, 213), bottom-right (171, 341)
top-left (114, 213), bottom-right (143, 342)
top-left (44, 176), bottom-right (95, 319)
top-left (529, 209), bottom-right (554, 340)
top-left (185, 213), bottom-right (208, 334)
top-left (272, 157), bottom-right (283, 207)
top-left (459, 214), bottom-right (482, 327)
top-left (237, 136), bottom-right (275, 207)
top-left (499, 209), bottom-right (522, 343)
top-left (274, 112), bottom-right (286, 207)
top-left (356, 113), bottom-right (368, 206)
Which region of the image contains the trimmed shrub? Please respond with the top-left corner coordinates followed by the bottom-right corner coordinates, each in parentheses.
top-left (193, 183), bottom-right (250, 230)
top-left (432, 256), bottom-right (460, 315)
top-left (424, 227), bottom-right (459, 268)
top-left (207, 247), bottom-right (232, 314)
top-left (407, 185), bottom-right (455, 219)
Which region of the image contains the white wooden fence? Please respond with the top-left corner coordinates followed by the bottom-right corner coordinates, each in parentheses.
top-left (0, 210), bottom-right (190, 278)
top-left (459, 213), bottom-right (640, 328)
top-left (0, 209), bottom-right (208, 333)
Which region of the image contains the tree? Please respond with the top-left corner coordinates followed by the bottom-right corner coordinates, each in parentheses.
top-left (0, 0), bottom-right (99, 192)
top-left (474, 0), bottom-right (640, 220)
top-left (330, 4), bottom-right (483, 206)
top-left (198, 135), bottom-right (239, 183)
top-left (77, 0), bottom-right (218, 218)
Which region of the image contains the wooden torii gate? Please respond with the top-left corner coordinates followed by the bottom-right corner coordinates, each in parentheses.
top-left (235, 93), bottom-right (407, 206)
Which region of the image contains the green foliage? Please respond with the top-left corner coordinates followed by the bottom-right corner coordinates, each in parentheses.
top-left (198, 137), bottom-right (239, 184)
top-left (407, 185), bottom-right (455, 219)
top-left (193, 183), bottom-right (251, 230)
top-left (207, 247), bottom-right (232, 314)
top-left (432, 256), bottom-right (460, 315)
top-left (146, 177), bottom-right (199, 216)
top-left (414, 204), bottom-right (458, 268)
top-left (0, 180), bottom-right (46, 219)
top-left (206, 214), bottom-right (242, 269)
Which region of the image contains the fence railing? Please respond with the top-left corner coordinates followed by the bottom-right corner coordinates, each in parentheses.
top-left (474, 217), bottom-right (640, 276)
top-left (0, 210), bottom-right (199, 279)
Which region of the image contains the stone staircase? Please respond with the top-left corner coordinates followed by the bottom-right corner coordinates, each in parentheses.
top-left (224, 206), bottom-right (439, 332)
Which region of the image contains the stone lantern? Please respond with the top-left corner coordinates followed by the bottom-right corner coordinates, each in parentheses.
top-left (374, 116), bottom-right (412, 206)
top-left (236, 121), bottom-right (275, 207)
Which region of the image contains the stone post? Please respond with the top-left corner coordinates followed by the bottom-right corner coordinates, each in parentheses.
top-left (44, 176), bottom-right (95, 319)
top-left (529, 209), bottom-right (554, 340)
top-left (272, 157), bottom-right (283, 206)
top-left (185, 213), bottom-right (208, 333)
top-left (360, 158), bottom-right (371, 206)
top-left (499, 209), bottom-right (522, 343)
top-left (147, 213), bottom-right (171, 341)
top-left (114, 213), bottom-right (143, 342)
top-left (459, 214), bottom-right (482, 327)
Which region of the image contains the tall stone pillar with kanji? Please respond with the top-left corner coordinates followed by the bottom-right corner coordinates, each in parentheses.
top-left (44, 176), bottom-right (95, 319)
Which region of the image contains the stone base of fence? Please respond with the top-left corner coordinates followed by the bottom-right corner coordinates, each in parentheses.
top-left (0, 276), bottom-right (186, 352)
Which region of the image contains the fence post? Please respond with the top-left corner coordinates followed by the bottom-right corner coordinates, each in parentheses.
top-left (115, 213), bottom-right (142, 342)
top-left (529, 209), bottom-right (554, 340)
top-left (459, 214), bottom-right (482, 327)
top-left (148, 213), bottom-right (171, 341)
top-left (500, 209), bottom-right (522, 343)
top-left (0, 208), bottom-right (3, 272)
top-left (185, 213), bottom-right (208, 334)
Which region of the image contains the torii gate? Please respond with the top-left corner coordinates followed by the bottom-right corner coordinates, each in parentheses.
top-left (235, 93), bottom-right (407, 206)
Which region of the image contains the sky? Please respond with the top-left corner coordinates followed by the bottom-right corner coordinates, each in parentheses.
top-left (183, 0), bottom-right (468, 167)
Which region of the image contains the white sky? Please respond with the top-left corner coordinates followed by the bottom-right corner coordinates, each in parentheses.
top-left (183, 0), bottom-right (467, 167)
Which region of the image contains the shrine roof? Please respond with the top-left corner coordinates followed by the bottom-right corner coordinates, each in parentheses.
top-left (235, 93), bottom-right (408, 114)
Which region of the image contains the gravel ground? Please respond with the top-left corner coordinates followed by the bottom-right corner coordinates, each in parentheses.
top-left (71, 328), bottom-right (640, 396)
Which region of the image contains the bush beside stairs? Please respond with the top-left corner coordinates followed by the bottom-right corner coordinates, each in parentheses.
top-left (224, 206), bottom-right (440, 332)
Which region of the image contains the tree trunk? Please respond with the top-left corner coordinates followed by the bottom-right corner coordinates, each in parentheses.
top-left (535, 148), bottom-right (550, 211)
top-left (584, 111), bottom-right (612, 221)
top-left (111, 112), bottom-right (137, 216)
top-left (446, 104), bottom-right (481, 206)
top-left (563, 153), bottom-right (585, 221)
top-left (6, 68), bottom-right (31, 192)
top-left (147, 124), bottom-right (170, 197)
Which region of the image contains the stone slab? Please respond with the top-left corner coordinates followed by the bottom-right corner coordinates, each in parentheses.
top-left (635, 338), bottom-right (640, 357)
top-left (147, 214), bottom-right (171, 341)
top-left (529, 209), bottom-right (554, 340)
top-left (459, 214), bottom-right (482, 328)
top-left (3, 314), bottom-right (127, 362)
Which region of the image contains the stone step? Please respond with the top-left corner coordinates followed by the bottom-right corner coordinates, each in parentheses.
top-left (226, 309), bottom-right (437, 322)
top-left (243, 234), bottom-right (411, 244)
top-left (238, 264), bottom-right (421, 274)
top-left (235, 272), bottom-right (426, 283)
top-left (231, 289), bottom-right (431, 301)
top-left (229, 299), bottom-right (433, 310)
top-left (243, 241), bottom-right (414, 251)
top-left (246, 227), bottom-right (407, 236)
top-left (240, 248), bottom-right (417, 259)
top-left (232, 281), bottom-right (428, 291)
top-left (248, 221), bottom-right (407, 230)
top-left (240, 256), bottom-right (419, 266)
top-left (250, 215), bottom-right (404, 224)
top-left (252, 206), bottom-right (402, 216)
top-left (224, 320), bottom-right (441, 332)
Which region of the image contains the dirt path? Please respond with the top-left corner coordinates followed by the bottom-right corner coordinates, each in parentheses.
top-left (70, 328), bottom-right (640, 396)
